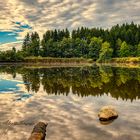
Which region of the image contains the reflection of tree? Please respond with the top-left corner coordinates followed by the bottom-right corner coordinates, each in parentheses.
top-left (137, 72), bottom-right (140, 83)
top-left (0, 65), bottom-right (140, 101)
top-left (116, 68), bottom-right (131, 85)
top-left (41, 68), bottom-right (70, 95)
top-left (21, 69), bottom-right (40, 93)
top-left (99, 66), bottom-right (113, 84)
top-left (0, 66), bottom-right (17, 78)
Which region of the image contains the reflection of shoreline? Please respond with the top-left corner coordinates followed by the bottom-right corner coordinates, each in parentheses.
top-left (0, 66), bottom-right (140, 101)
top-left (0, 62), bottom-right (93, 67)
top-left (97, 63), bottom-right (140, 69)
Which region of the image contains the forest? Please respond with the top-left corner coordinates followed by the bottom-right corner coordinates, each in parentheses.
top-left (0, 22), bottom-right (140, 62)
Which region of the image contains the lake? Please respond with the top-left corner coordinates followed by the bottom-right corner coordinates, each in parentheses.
top-left (0, 64), bottom-right (140, 140)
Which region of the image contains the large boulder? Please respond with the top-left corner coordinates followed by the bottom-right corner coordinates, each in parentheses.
top-left (98, 106), bottom-right (118, 121)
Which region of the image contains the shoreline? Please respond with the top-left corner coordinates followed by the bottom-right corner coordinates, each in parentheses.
top-left (96, 63), bottom-right (140, 69)
top-left (0, 63), bottom-right (140, 69)
top-left (0, 57), bottom-right (140, 68)
top-left (0, 62), bottom-right (94, 68)
top-left (0, 57), bottom-right (93, 66)
top-left (110, 57), bottom-right (140, 64)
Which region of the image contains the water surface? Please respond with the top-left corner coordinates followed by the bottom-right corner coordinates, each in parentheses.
top-left (0, 65), bottom-right (140, 140)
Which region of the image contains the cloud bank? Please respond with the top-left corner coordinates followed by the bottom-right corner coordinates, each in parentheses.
top-left (0, 41), bottom-right (22, 51)
top-left (0, 0), bottom-right (140, 50)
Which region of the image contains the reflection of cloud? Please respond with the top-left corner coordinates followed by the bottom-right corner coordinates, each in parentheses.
top-left (0, 77), bottom-right (140, 140)
top-left (0, 74), bottom-right (23, 83)
top-left (0, 74), bottom-right (30, 100)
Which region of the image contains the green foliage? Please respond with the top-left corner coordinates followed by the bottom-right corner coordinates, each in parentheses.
top-left (0, 47), bottom-right (24, 62)
top-left (111, 57), bottom-right (140, 64)
top-left (22, 32), bottom-right (40, 56)
top-left (1, 22), bottom-right (140, 62)
top-left (30, 32), bottom-right (40, 56)
top-left (22, 33), bottom-right (31, 52)
top-left (115, 38), bottom-right (122, 56)
top-left (88, 37), bottom-right (103, 60)
top-left (137, 43), bottom-right (140, 57)
top-left (98, 42), bottom-right (113, 62)
top-left (119, 41), bottom-right (130, 57)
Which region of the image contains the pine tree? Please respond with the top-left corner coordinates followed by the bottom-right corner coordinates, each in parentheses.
top-left (30, 32), bottom-right (40, 56)
top-left (22, 33), bottom-right (30, 51)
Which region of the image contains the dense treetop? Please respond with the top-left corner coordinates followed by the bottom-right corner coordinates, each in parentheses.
top-left (0, 22), bottom-right (140, 62)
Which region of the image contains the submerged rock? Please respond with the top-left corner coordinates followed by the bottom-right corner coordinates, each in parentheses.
top-left (28, 122), bottom-right (47, 140)
top-left (98, 106), bottom-right (118, 121)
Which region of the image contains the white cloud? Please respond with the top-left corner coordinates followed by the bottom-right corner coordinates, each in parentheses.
top-left (0, 0), bottom-right (140, 50)
top-left (0, 0), bottom-right (140, 30)
top-left (0, 41), bottom-right (23, 51)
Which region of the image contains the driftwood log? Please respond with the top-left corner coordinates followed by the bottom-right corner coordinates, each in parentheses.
top-left (28, 122), bottom-right (47, 140)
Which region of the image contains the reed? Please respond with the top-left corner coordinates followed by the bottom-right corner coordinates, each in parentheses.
top-left (24, 57), bottom-right (93, 64)
top-left (111, 57), bottom-right (140, 64)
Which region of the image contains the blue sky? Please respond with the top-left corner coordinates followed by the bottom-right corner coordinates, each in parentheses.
top-left (0, 22), bottom-right (32, 44)
top-left (0, 0), bottom-right (140, 50)
top-left (0, 21), bottom-right (32, 50)
top-left (0, 31), bottom-right (18, 44)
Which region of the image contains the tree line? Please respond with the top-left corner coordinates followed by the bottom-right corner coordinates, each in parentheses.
top-left (0, 22), bottom-right (140, 62)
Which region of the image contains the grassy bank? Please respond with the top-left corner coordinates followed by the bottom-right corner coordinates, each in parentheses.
top-left (95, 57), bottom-right (140, 68)
top-left (110, 57), bottom-right (140, 64)
top-left (1, 57), bottom-right (140, 66)
top-left (23, 57), bottom-right (93, 65)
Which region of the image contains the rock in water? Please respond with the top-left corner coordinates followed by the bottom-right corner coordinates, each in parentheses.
top-left (28, 122), bottom-right (47, 140)
top-left (98, 106), bottom-right (118, 121)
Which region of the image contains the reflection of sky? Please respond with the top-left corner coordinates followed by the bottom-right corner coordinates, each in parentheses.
top-left (0, 74), bottom-right (32, 101)
top-left (0, 74), bottom-right (140, 140)
top-left (0, 91), bottom-right (140, 140)
top-left (0, 79), bottom-right (20, 93)
top-left (0, 22), bottom-right (32, 44)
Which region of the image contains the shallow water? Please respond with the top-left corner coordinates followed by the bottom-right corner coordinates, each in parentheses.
top-left (0, 65), bottom-right (140, 140)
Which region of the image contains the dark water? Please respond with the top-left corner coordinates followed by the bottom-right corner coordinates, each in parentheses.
top-left (0, 65), bottom-right (140, 140)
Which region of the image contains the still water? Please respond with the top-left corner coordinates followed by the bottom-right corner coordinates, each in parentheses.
top-left (0, 65), bottom-right (140, 140)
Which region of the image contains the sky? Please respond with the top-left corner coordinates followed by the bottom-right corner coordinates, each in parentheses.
top-left (0, 0), bottom-right (140, 51)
